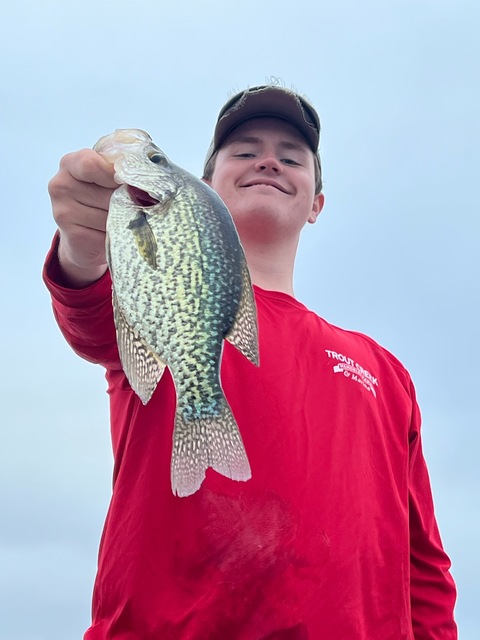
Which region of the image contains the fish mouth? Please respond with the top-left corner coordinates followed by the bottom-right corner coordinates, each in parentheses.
top-left (127, 185), bottom-right (160, 207)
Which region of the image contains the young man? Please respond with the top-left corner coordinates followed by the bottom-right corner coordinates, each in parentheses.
top-left (44, 85), bottom-right (457, 639)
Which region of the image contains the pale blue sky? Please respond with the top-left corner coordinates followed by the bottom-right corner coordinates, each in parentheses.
top-left (1, 0), bottom-right (479, 637)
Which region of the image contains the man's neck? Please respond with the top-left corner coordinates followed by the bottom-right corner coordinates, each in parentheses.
top-left (241, 240), bottom-right (298, 297)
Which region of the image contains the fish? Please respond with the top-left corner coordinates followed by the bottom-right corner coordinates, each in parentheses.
top-left (93, 129), bottom-right (259, 497)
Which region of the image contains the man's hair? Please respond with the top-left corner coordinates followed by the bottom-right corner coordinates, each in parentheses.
top-left (203, 149), bottom-right (323, 195)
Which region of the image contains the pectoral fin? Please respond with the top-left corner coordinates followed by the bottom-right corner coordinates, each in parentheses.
top-left (128, 211), bottom-right (158, 269)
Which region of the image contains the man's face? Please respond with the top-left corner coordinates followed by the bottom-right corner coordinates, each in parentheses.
top-left (206, 117), bottom-right (324, 243)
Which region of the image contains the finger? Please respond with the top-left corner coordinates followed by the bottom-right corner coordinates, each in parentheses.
top-left (59, 149), bottom-right (118, 189)
top-left (55, 201), bottom-right (109, 233)
top-left (49, 170), bottom-right (115, 213)
top-left (57, 224), bottom-right (108, 277)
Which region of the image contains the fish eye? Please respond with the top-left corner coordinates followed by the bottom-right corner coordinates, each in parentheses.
top-left (148, 152), bottom-right (167, 165)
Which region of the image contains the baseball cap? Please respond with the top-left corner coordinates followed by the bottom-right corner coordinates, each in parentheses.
top-left (203, 85), bottom-right (322, 189)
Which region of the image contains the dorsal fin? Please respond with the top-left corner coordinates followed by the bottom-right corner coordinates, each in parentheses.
top-left (224, 259), bottom-right (259, 367)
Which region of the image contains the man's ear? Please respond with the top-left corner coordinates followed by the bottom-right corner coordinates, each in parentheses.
top-left (308, 193), bottom-right (325, 224)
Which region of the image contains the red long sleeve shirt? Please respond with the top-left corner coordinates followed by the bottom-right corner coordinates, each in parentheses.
top-left (44, 238), bottom-right (457, 639)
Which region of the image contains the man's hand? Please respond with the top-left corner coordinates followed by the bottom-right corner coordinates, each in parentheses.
top-left (48, 149), bottom-right (118, 287)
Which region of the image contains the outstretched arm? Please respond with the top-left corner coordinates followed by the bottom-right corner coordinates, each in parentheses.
top-left (43, 148), bottom-right (121, 368)
top-left (48, 148), bottom-right (117, 287)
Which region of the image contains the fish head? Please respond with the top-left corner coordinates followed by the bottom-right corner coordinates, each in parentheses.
top-left (93, 128), bottom-right (181, 207)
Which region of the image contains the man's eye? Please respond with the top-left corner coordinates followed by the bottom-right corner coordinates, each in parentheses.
top-left (282, 158), bottom-right (301, 166)
top-left (234, 153), bottom-right (256, 158)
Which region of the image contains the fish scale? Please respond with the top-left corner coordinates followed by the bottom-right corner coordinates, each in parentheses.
top-left (94, 128), bottom-right (259, 497)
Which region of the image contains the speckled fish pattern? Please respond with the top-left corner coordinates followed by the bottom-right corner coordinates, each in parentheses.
top-left (93, 130), bottom-right (259, 497)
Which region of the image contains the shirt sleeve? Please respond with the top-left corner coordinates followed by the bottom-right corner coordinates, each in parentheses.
top-left (408, 380), bottom-right (458, 639)
top-left (42, 233), bottom-right (121, 370)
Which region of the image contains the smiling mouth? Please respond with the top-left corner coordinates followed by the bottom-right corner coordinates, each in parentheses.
top-left (127, 185), bottom-right (160, 207)
top-left (243, 182), bottom-right (289, 194)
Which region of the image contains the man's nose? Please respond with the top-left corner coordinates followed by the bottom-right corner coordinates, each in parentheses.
top-left (254, 153), bottom-right (282, 173)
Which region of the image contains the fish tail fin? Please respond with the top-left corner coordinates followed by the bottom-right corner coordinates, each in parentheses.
top-left (171, 400), bottom-right (251, 497)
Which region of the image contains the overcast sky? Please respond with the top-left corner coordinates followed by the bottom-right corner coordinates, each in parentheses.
top-left (1, 0), bottom-right (479, 638)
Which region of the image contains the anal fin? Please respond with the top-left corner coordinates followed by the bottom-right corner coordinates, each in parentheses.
top-left (113, 291), bottom-right (166, 404)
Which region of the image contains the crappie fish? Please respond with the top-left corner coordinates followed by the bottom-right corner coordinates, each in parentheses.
top-left (93, 129), bottom-right (259, 497)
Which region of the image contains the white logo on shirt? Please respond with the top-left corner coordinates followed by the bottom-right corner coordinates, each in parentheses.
top-left (325, 349), bottom-right (379, 398)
